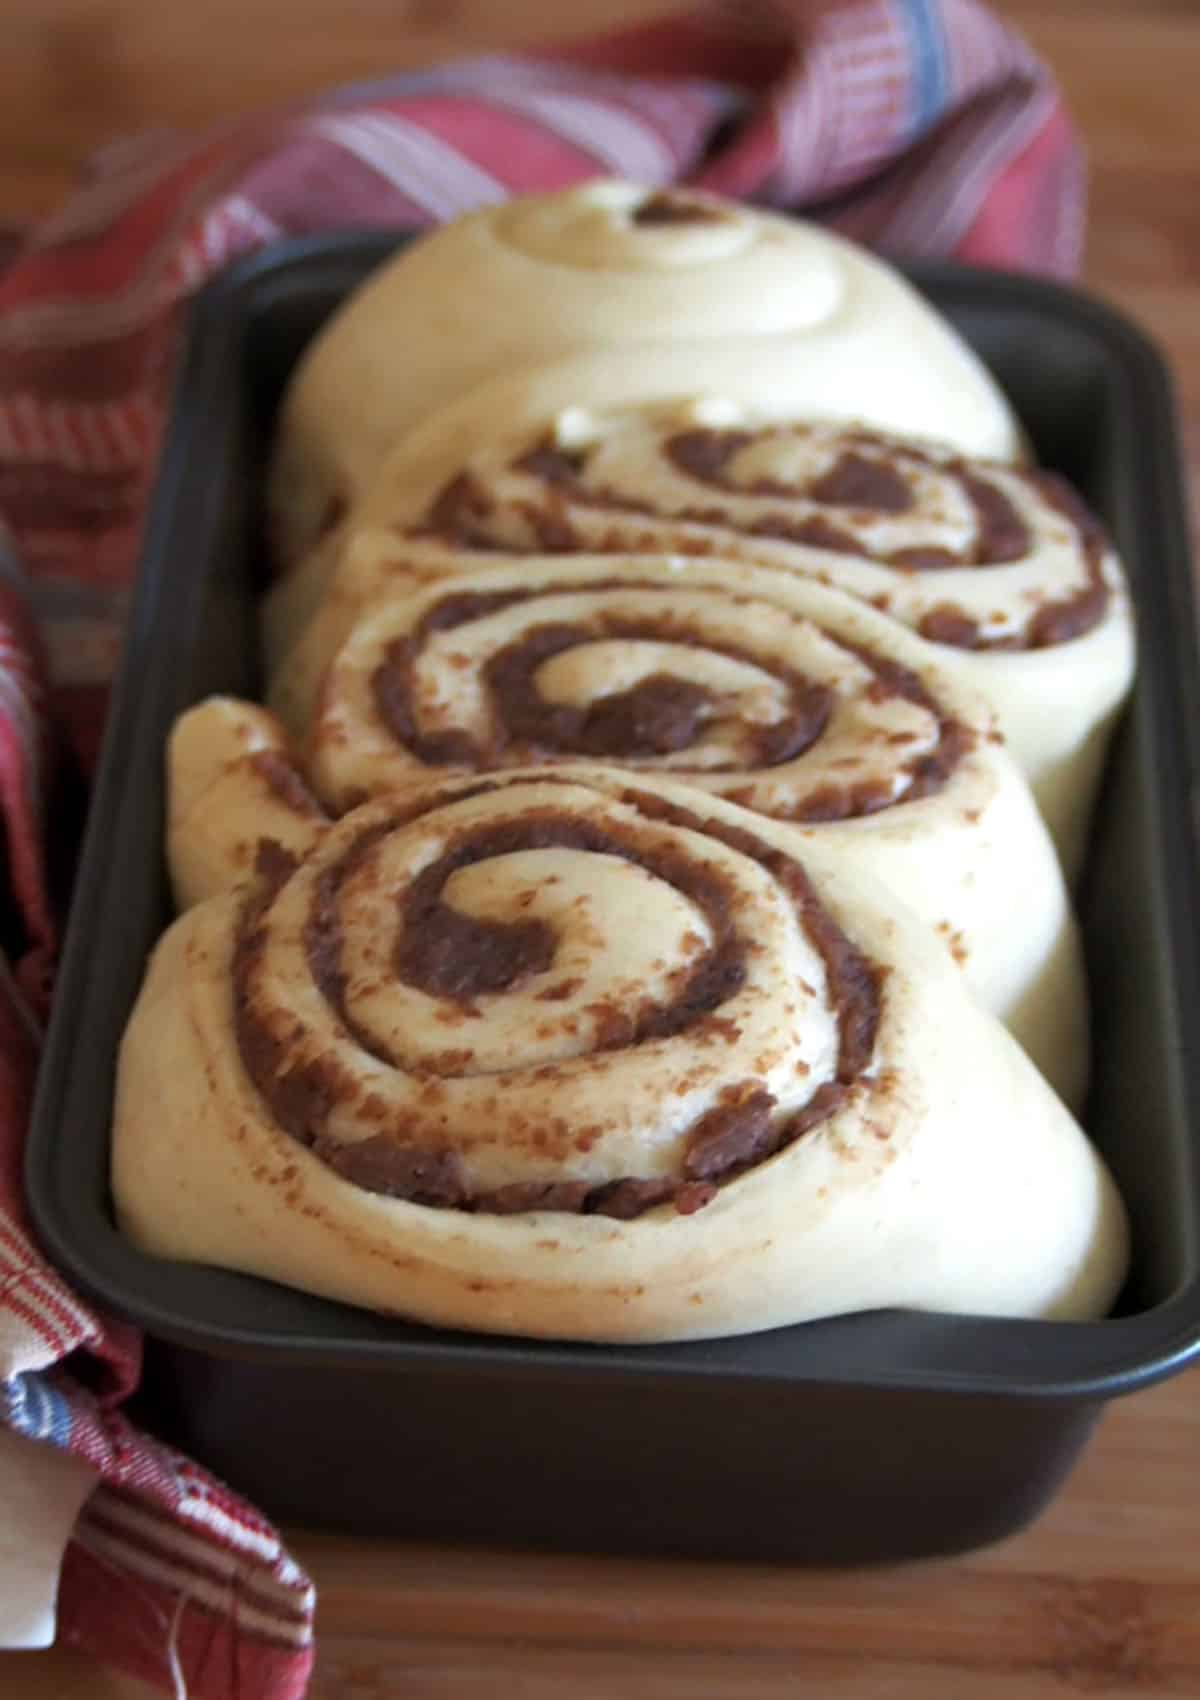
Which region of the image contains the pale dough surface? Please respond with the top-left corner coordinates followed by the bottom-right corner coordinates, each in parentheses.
top-left (115, 773), bottom-right (1127, 1343)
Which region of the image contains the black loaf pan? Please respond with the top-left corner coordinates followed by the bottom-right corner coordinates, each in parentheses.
top-left (25, 233), bottom-right (1200, 1563)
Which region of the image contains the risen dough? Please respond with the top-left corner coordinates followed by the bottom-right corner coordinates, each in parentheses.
top-left (269, 402), bottom-right (1133, 876)
top-left (168, 697), bottom-right (327, 911)
top-left (114, 772), bottom-right (1126, 1343)
top-left (268, 180), bottom-right (1021, 569)
top-left (256, 556), bottom-right (1088, 1106)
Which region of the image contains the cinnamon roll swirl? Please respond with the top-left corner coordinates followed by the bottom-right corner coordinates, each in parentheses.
top-left (237, 555), bottom-right (1091, 1105)
top-left (268, 180), bottom-right (1020, 571)
top-left (274, 403), bottom-right (1133, 875)
top-left (113, 772), bottom-right (1126, 1340)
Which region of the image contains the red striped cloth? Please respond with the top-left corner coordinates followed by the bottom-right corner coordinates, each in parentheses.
top-left (0, 2), bottom-right (1082, 1693)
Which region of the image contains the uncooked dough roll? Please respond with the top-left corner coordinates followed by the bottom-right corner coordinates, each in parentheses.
top-left (263, 554), bottom-right (1088, 1105)
top-left (113, 771), bottom-right (1126, 1342)
top-left (168, 697), bottom-right (328, 910)
top-left (306, 404), bottom-right (1134, 875)
top-left (267, 179), bottom-right (1021, 570)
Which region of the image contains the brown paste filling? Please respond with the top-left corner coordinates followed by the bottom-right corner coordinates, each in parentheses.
top-left (663, 431), bottom-right (1030, 566)
top-left (807, 450), bottom-right (913, 513)
top-left (249, 750), bottom-right (328, 818)
top-left (425, 426), bottom-right (1112, 648)
top-left (631, 191), bottom-right (729, 226)
top-left (367, 583), bottom-right (970, 821)
top-left (232, 796), bottom-right (881, 1219)
top-left (485, 618), bottom-right (828, 765)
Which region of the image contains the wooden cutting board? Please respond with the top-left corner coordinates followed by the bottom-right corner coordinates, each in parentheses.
top-left (3, 1367), bottom-right (1199, 1697)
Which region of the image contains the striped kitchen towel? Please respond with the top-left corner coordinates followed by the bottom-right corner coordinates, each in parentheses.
top-left (0, 2), bottom-right (1082, 1694)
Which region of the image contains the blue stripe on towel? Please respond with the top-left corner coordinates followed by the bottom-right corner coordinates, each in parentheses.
top-left (898, 0), bottom-right (951, 136)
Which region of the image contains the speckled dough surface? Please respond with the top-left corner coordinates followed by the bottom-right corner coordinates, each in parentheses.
top-left (113, 771), bottom-right (1126, 1343)
top-left (257, 556), bottom-right (1090, 1106)
top-left (268, 403), bottom-right (1133, 877)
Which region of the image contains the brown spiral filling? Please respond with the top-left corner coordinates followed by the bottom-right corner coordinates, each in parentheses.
top-left (630, 191), bottom-right (730, 226)
top-left (366, 582), bottom-right (972, 820)
top-left (248, 750), bottom-right (328, 818)
top-left (233, 799), bottom-right (881, 1218)
top-left (425, 427), bottom-right (1111, 649)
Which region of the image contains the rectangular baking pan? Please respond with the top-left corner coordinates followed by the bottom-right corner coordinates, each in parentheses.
top-left (25, 233), bottom-right (1200, 1563)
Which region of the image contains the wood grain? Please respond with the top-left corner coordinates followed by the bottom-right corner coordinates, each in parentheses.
top-left (0, 0), bottom-right (687, 219)
top-left (0, 1), bottom-right (1193, 219)
top-left (4, 1370), bottom-right (1200, 1699)
top-left (1, 2), bottom-right (1197, 1696)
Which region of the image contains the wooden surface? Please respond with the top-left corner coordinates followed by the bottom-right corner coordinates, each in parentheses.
top-left (4, 1370), bottom-right (1200, 1698)
top-left (0, 0), bottom-right (1197, 494)
top-left (2, 1), bottom-right (1199, 1695)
